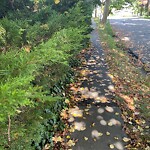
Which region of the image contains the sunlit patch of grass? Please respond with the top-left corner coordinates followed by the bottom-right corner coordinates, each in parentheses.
top-left (98, 21), bottom-right (150, 149)
top-left (144, 16), bottom-right (150, 19)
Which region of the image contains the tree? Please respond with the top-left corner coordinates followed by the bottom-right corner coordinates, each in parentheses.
top-left (101, 0), bottom-right (111, 24)
top-left (101, 0), bottom-right (135, 24)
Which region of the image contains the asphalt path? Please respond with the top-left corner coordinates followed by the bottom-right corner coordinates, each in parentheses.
top-left (109, 17), bottom-right (150, 66)
top-left (68, 20), bottom-right (127, 150)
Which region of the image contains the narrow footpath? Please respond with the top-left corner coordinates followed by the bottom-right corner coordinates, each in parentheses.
top-left (67, 20), bottom-right (128, 150)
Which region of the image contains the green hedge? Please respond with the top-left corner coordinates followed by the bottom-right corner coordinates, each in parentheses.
top-left (0, 1), bottom-right (94, 149)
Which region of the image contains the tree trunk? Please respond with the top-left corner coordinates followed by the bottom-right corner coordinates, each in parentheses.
top-left (148, 0), bottom-right (150, 16)
top-left (101, 0), bottom-right (111, 24)
top-left (140, 5), bottom-right (143, 16)
top-left (95, 6), bottom-right (97, 18)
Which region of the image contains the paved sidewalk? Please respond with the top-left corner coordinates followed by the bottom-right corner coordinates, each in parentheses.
top-left (68, 20), bottom-right (127, 150)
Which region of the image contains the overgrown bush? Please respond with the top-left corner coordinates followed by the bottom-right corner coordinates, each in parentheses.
top-left (0, 0), bottom-right (95, 149)
top-left (0, 18), bottom-right (23, 48)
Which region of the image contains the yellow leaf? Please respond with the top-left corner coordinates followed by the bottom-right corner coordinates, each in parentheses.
top-left (66, 135), bottom-right (70, 139)
top-left (54, 0), bottom-right (60, 4)
top-left (52, 136), bottom-right (63, 143)
top-left (115, 112), bottom-right (119, 116)
top-left (96, 96), bottom-right (108, 103)
top-left (114, 136), bottom-right (119, 140)
top-left (65, 99), bottom-right (70, 104)
top-left (85, 112), bottom-right (89, 115)
top-left (84, 137), bottom-right (88, 141)
top-left (123, 137), bottom-right (130, 142)
top-left (60, 109), bottom-right (68, 119)
top-left (106, 132), bottom-right (110, 135)
top-left (67, 140), bottom-right (75, 147)
top-left (84, 109), bottom-right (89, 112)
top-left (91, 123), bottom-right (95, 127)
top-left (69, 127), bottom-right (75, 133)
top-left (98, 132), bottom-right (103, 136)
top-left (108, 122), bottom-right (113, 126)
top-left (145, 126), bottom-right (149, 129)
top-left (43, 144), bottom-right (50, 150)
top-left (72, 112), bottom-right (83, 118)
top-left (107, 74), bottom-right (114, 79)
top-left (109, 144), bottom-right (115, 149)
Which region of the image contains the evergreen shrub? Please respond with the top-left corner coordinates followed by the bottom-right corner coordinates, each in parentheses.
top-left (0, 0), bottom-right (95, 149)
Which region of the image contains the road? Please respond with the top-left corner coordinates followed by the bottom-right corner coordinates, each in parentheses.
top-left (109, 17), bottom-right (150, 66)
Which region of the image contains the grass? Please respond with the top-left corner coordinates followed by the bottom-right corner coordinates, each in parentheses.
top-left (96, 19), bottom-right (150, 149)
top-left (143, 16), bottom-right (150, 19)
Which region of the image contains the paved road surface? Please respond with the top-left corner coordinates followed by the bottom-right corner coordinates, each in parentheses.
top-left (109, 17), bottom-right (150, 66)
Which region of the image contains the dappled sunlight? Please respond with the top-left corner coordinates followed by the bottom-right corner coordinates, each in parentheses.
top-left (73, 121), bottom-right (86, 131)
top-left (96, 115), bottom-right (104, 120)
top-left (108, 118), bottom-right (121, 126)
top-left (113, 141), bottom-right (124, 150)
top-left (97, 108), bottom-right (104, 114)
top-left (89, 91), bottom-right (99, 98)
top-left (77, 86), bottom-right (112, 103)
top-left (121, 36), bottom-right (130, 41)
top-left (105, 106), bottom-right (114, 113)
top-left (68, 106), bottom-right (83, 117)
top-left (95, 96), bottom-right (108, 103)
top-left (91, 130), bottom-right (102, 140)
top-left (108, 85), bottom-right (115, 92)
top-left (100, 119), bottom-right (107, 126)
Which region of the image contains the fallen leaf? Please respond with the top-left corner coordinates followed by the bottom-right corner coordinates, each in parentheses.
top-left (69, 126), bottom-right (75, 133)
top-left (91, 123), bottom-right (95, 127)
top-left (105, 106), bottom-right (114, 112)
top-left (84, 137), bottom-right (88, 141)
top-left (98, 132), bottom-right (103, 136)
top-left (52, 136), bottom-right (63, 143)
top-left (66, 135), bottom-right (70, 139)
top-left (109, 144), bottom-right (115, 149)
top-left (65, 99), bottom-right (70, 104)
top-left (43, 144), bottom-right (50, 150)
top-left (106, 132), bottom-right (110, 135)
top-left (114, 137), bottom-right (119, 140)
top-left (145, 126), bottom-right (149, 129)
top-left (123, 137), bottom-right (130, 142)
top-left (84, 109), bottom-right (89, 112)
top-left (96, 96), bottom-right (108, 103)
top-left (115, 112), bottom-right (119, 116)
top-left (60, 109), bottom-right (68, 119)
top-left (67, 140), bottom-right (75, 147)
top-left (108, 122), bottom-right (113, 126)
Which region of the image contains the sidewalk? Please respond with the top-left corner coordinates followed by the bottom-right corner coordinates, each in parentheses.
top-left (67, 20), bottom-right (127, 150)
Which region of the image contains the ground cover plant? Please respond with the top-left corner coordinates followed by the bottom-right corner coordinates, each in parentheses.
top-left (98, 21), bottom-right (150, 149)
